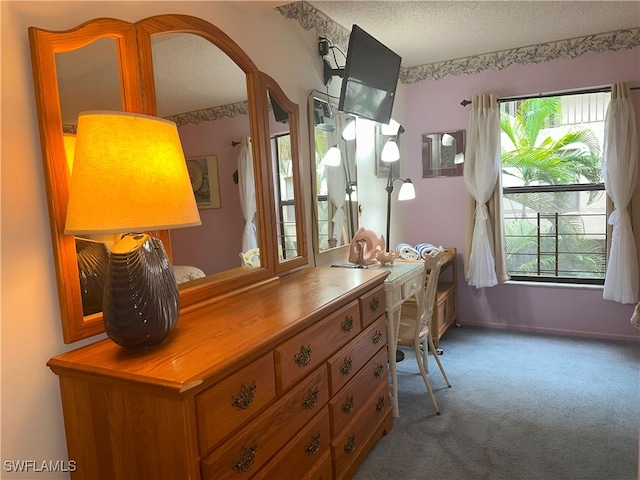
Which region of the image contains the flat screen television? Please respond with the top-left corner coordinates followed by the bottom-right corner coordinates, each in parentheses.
top-left (338, 25), bottom-right (402, 125)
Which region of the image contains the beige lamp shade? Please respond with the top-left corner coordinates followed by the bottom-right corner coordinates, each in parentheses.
top-left (65, 111), bottom-right (201, 234)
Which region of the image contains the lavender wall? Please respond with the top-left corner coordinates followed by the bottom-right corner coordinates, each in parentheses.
top-left (400, 48), bottom-right (640, 341)
top-left (170, 115), bottom-right (249, 274)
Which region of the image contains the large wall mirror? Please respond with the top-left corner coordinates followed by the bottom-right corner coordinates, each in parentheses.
top-left (309, 93), bottom-right (359, 254)
top-left (29, 14), bottom-right (305, 343)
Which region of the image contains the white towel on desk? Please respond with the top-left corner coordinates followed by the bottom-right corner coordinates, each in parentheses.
top-left (396, 243), bottom-right (420, 260)
top-left (415, 243), bottom-right (438, 259)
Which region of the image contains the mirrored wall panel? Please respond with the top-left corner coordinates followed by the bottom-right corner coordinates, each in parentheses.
top-left (310, 94), bottom-right (359, 252)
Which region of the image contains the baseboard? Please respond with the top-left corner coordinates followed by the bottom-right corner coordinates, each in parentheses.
top-left (457, 322), bottom-right (640, 343)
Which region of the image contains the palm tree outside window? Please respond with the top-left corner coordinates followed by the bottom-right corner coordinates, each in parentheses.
top-left (500, 92), bottom-right (609, 284)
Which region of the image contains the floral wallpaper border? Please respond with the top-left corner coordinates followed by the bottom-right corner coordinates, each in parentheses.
top-left (63, 101), bottom-right (250, 131)
top-left (165, 101), bottom-right (250, 127)
top-left (277, 1), bottom-right (640, 84)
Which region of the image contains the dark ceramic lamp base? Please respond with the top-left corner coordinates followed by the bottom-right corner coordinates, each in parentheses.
top-left (103, 233), bottom-right (179, 349)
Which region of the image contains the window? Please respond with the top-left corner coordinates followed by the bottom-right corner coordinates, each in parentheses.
top-left (501, 92), bottom-right (609, 284)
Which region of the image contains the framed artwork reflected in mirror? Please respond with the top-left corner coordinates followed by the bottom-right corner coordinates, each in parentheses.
top-left (422, 130), bottom-right (465, 178)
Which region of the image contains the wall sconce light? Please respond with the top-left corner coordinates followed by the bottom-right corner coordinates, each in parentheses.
top-left (65, 111), bottom-right (201, 349)
top-left (454, 152), bottom-right (465, 164)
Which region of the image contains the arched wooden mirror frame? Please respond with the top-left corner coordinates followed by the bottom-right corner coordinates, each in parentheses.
top-left (29, 14), bottom-right (304, 343)
top-left (261, 72), bottom-right (308, 274)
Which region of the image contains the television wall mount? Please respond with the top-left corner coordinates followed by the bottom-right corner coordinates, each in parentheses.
top-left (319, 37), bottom-right (344, 86)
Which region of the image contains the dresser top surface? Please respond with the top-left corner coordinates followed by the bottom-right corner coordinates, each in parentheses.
top-left (48, 267), bottom-right (389, 392)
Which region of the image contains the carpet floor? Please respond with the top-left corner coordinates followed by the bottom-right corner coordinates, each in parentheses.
top-left (352, 326), bottom-right (640, 480)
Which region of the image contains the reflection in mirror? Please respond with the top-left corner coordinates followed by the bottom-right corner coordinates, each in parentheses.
top-left (310, 95), bottom-right (358, 252)
top-left (56, 38), bottom-right (123, 316)
top-left (31, 15), bottom-right (305, 343)
top-left (269, 92), bottom-right (296, 260)
top-left (421, 130), bottom-right (465, 178)
top-left (150, 32), bottom-right (261, 279)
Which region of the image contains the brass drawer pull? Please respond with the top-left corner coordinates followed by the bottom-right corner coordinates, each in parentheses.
top-left (344, 434), bottom-right (356, 454)
top-left (305, 432), bottom-right (321, 455)
top-left (374, 362), bottom-right (384, 379)
top-left (342, 394), bottom-right (354, 414)
top-left (231, 381), bottom-right (256, 411)
top-left (302, 387), bottom-right (319, 410)
top-left (294, 345), bottom-right (312, 367)
top-left (340, 356), bottom-right (353, 376)
top-left (376, 395), bottom-right (385, 413)
top-left (341, 315), bottom-right (354, 333)
top-left (372, 330), bottom-right (383, 345)
top-left (232, 442), bottom-right (257, 473)
top-left (369, 297), bottom-right (379, 312)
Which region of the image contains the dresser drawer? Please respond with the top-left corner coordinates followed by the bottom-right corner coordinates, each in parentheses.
top-left (201, 365), bottom-right (329, 479)
top-left (327, 315), bottom-right (386, 397)
top-left (331, 381), bottom-right (392, 478)
top-left (196, 352), bottom-right (276, 455)
top-left (275, 301), bottom-right (361, 392)
top-left (252, 407), bottom-right (331, 480)
top-left (359, 285), bottom-right (386, 328)
top-left (329, 346), bottom-right (388, 439)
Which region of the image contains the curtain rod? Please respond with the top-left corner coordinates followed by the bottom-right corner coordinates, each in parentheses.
top-left (460, 85), bottom-right (640, 106)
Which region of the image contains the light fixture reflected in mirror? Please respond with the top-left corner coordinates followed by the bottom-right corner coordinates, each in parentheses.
top-left (441, 133), bottom-right (455, 146)
top-left (342, 116), bottom-right (356, 141)
top-left (381, 138), bottom-right (400, 162)
top-left (381, 118), bottom-right (400, 136)
top-left (422, 130), bottom-right (466, 178)
top-left (323, 144), bottom-right (342, 166)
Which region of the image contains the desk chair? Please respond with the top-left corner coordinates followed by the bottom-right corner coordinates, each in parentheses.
top-left (239, 248), bottom-right (260, 267)
top-left (397, 246), bottom-right (451, 414)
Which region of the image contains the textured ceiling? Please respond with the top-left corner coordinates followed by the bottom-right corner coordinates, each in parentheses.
top-left (307, 1), bottom-right (640, 67)
top-left (57, 1), bottom-right (639, 123)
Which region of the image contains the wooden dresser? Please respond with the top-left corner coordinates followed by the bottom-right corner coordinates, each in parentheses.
top-left (48, 267), bottom-right (392, 479)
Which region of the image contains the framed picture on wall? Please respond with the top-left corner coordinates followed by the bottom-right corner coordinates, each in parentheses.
top-left (422, 130), bottom-right (465, 178)
top-left (186, 155), bottom-right (221, 209)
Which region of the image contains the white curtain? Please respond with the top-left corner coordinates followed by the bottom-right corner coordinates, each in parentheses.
top-left (238, 136), bottom-right (258, 252)
top-left (602, 82), bottom-right (639, 304)
top-left (327, 163), bottom-right (347, 246)
top-left (463, 94), bottom-right (502, 288)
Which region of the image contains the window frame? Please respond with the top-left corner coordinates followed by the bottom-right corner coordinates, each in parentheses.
top-left (499, 90), bottom-right (610, 286)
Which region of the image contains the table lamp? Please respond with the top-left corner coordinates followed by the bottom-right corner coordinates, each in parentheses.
top-left (65, 111), bottom-right (201, 349)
